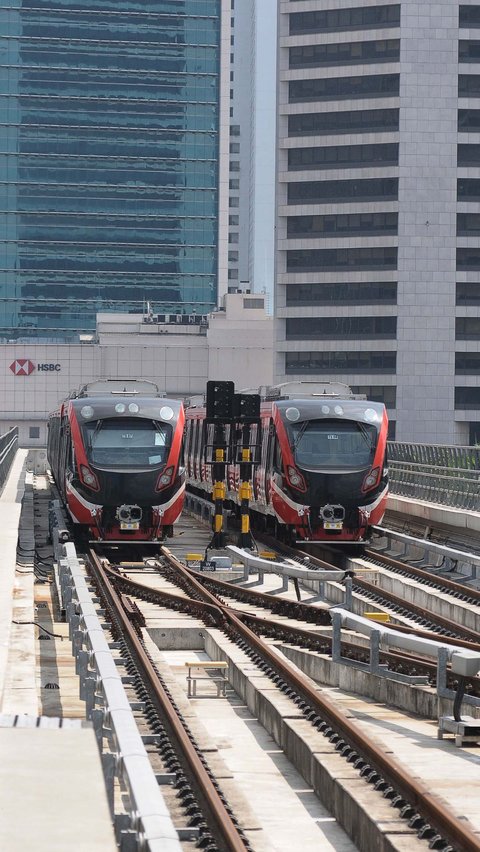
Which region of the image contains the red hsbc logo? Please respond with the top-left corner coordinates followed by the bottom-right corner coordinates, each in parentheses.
top-left (10, 359), bottom-right (35, 376)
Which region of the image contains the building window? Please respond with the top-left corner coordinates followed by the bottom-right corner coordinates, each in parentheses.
top-left (229, 232), bottom-right (239, 243)
top-left (229, 214), bottom-right (239, 226)
top-left (458, 144), bottom-right (480, 166)
top-left (455, 353), bottom-right (480, 373)
top-left (350, 385), bottom-right (397, 407)
top-left (288, 142), bottom-right (399, 171)
top-left (29, 426), bottom-right (40, 439)
top-left (228, 250), bottom-right (239, 262)
top-left (230, 142), bottom-right (240, 154)
top-left (457, 212), bottom-right (480, 235)
top-left (458, 74), bottom-right (480, 96)
top-left (288, 177), bottom-right (398, 205)
top-left (289, 74), bottom-right (399, 103)
top-left (286, 316), bottom-right (397, 339)
top-left (243, 298), bottom-right (264, 309)
top-left (285, 351), bottom-right (396, 374)
top-left (230, 125), bottom-right (240, 136)
top-left (457, 247), bottom-right (480, 268)
top-left (229, 178), bottom-right (240, 189)
top-left (457, 179), bottom-right (480, 201)
top-left (456, 317), bottom-right (480, 337)
top-left (286, 281), bottom-right (397, 306)
top-left (458, 110), bottom-right (480, 131)
top-left (455, 387), bottom-right (480, 408)
top-left (287, 247), bottom-right (398, 272)
top-left (228, 268), bottom-right (239, 280)
top-left (230, 160), bottom-right (240, 172)
top-left (288, 108), bottom-right (399, 137)
top-left (287, 212), bottom-right (398, 239)
top-left (456, 282), bottom-right (480, 304)
top-left (289, 5), bottom-right (400, 35)
top-left (459, 41), bottom-right (480, 62)
top-left (289, 39), bottom-right (400, 70)
top-left (460, 7), bottom-right (480, 27)
top-left (229, 196), bottom-right (240, 208)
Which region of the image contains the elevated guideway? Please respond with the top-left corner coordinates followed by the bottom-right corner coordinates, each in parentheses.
top-left (0, 447), bottom-right (116, 851)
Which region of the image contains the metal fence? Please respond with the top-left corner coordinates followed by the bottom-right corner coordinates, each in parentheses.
top-left (387, 441), bottom-right (480, 511)
top-left (0, 427), bottom-right (18, 492)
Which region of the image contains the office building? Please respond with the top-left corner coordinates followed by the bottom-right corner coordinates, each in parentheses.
top-left (275, 0), bottom-right (480, 443)
top-left (0, 0), bottom-right (230, 341)
top-left (228, 0), bottom-right (276, 304)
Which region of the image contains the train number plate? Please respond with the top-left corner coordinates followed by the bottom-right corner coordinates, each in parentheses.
top-left (120, 522), bottom-right (139, 530)
top-left (324, 521), bottom-right (343, 530)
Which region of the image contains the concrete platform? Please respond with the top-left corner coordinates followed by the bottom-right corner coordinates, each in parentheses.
top-left (387, 493), bottom-right (480, 536)
top-left (0, 450), bottom-right (29, 708)
top-left (0, 717), bottom-right (116, 852)
top-left (0, 458), bottom-right (117, 849)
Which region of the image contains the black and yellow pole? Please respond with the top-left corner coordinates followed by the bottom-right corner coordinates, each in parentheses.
top-left (211, 442), bottom-right (227, 548)
top-left (239, 442), bottom-right (254, 549)
top-left (205, 381), bottom-right (234, 554)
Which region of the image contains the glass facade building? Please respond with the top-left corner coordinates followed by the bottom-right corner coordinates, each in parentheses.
top-left (0, 0), bottom-right (224, 340)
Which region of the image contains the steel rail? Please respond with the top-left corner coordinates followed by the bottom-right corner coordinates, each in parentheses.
top-left (156, 549), bottom-right (480, 852)
top-left (273, 540), bottom-right (480, 643)
top-left (88, 550), bottom-right (249, 852)
top-left (105, 563), bottom-right (480, 694)
top-left (366, 548), bottom-right (480, 605)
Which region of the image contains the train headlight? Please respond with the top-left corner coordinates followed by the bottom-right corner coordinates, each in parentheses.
top-left (129, 403), bottom-right (139, 413)
top-left (81, 405), bottom-right (94, 419)
top-left (156, 465), bottom-right (174, 491)
top-left (362, 467), bottom-right (380, 492)
top-left (80, 464), bottom-right (99, 491)
top-left (160, 405), bottom-right (174, 421)
top-left (115, 403), bottom-right (126, 413)
top-left (287, 465), bottom-right (306, 492)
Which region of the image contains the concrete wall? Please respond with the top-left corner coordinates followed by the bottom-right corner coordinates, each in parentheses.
top-left (0, 295), bottom-right (274, 446)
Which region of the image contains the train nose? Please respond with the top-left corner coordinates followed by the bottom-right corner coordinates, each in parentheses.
top-left (117, 504), bottom-right (143, 523)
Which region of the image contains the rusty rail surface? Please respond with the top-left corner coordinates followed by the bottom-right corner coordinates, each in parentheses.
top-left (88, 550), bottom-right (249, 852)
top-left (366, 548), bottom-right (480, 605)
top-left (274, 540), bottom-right (480, 644)
top-left (114, 548), bottom-right (480, 852)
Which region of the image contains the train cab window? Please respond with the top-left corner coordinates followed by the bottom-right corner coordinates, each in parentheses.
top-left (288, 419), bottom-right (377, 468)
top-left (83, 418), bottom-right (172, 467)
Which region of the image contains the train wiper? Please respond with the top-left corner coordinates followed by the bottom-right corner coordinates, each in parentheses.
top-left (292, 420), bottom-right (309, 450)
top-left (88, 420), bottom-right (103, 447)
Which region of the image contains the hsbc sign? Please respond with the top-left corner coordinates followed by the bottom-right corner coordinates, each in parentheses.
top-left (10, 360), bottom-right (61, 376)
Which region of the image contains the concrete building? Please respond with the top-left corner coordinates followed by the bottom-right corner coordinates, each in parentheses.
top-left (228, 0), bottom-right (277, 305)
top-left (0, 1), bottom-right (231, 340)
top-left (275, 0), bottom-right (480, 444)
top-left (0, 294), bottom-right (273, 446)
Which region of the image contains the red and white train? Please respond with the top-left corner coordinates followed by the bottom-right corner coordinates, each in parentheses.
top-left (185, 382), bottom-right (389, 544)
top-left (47, 379), bottom-right (185, 542)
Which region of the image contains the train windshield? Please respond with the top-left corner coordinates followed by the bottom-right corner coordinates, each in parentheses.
top-left (83, 418), bottom-right (172, 467)
top-left (289, 419), bottom-right (377, 469)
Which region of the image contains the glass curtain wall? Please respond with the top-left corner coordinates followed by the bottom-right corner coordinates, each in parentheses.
top-left (0, 0), bottom-right (221, 340)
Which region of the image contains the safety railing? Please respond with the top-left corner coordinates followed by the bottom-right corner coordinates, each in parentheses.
top-left (387, 441), bottom-right (480, 511)
top-left (0, 427), bottom-right (18, 491)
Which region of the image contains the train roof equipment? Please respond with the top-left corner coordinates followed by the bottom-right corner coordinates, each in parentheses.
top-left (73, 379), bottom-right (165, 398)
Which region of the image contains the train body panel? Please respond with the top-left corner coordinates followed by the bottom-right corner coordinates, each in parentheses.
top-left (185, 384), bottom-right (388, 543)
top-left (48, 380), bottom-right (185, 541)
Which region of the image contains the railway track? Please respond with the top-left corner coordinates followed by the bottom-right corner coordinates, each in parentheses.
top-left (24, 478), bottom-right (480, 851)
top-left (84, 544), bottom-right (480, 852)
top-left (264, 537), bottom-right (480, 644)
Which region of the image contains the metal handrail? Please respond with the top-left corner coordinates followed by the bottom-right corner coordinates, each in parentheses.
top-left (387, 441), bottom-right (480, 511)
top-left (0, 427), bottom-right (18, 490)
